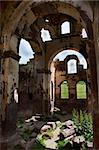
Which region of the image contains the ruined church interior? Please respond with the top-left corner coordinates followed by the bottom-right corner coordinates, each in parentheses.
top-left (0, 1), bottom-right (99, 150)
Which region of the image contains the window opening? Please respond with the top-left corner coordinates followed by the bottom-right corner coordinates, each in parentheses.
top-left (76, 81), bottom-right (87, 99)
top-left (45, 19), bottom-right (49, 23)
top-left (67, 59), bottom-right (77, 74)
top-left (61, 21), bottom-right (70, 34)
top-left (41, 28), bottom-right (52, 42)
top-left (53, 50), bottom-right (87, 70)
top-left (81, 28), bottom-right (88, 38)
top-left (19, 38), bottom-right (34, 64)
top-left (61, 81), bottom-right (69, 99)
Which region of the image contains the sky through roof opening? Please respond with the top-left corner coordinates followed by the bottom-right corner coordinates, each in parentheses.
top-left (81, 28), bottom-right (88, 38)
top-left (19, 38), bottom-right (34, 64)
top-left (41, 28), bottom-right (52, 42)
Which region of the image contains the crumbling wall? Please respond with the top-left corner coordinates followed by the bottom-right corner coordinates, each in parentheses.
top-left (52, 58), bottom-right (89, 113)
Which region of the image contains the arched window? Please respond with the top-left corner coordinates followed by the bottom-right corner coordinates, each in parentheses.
top-left (76, 81), bottom-right (87, 99)
top-left (53, 50), bottom-right (87, 70)
top-left (61, 21), bottom-right (70, 34)
top-left (41, 28), bottom-right (52, 42)
top-left (67, 59), bottom-right (77, 74)
top-left (61, 81), bottom-right (69, 99)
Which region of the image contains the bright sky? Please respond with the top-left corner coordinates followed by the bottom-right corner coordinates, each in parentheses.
top-left (54, 50), bottom-right (87, 69)
top-left (19, 39), bottom-right (34, 64)
top-left (41, 28), bottom-right (52, 42)
top-left (82, 28), bottom-right (87, 38)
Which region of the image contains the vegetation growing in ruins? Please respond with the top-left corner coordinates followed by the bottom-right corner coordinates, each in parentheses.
top-left (72, 109), bottom-right (93, 143)
top-left (16, 110), bottom-right (93, 149)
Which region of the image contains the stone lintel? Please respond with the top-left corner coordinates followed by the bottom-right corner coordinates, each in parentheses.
top-left (3, 50), bottom-right (21, 61)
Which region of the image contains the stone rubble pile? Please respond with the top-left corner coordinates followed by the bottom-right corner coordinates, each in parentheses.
top-left (37, 120), bottom-right (93, 149)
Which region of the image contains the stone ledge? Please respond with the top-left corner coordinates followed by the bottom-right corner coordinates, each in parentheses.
top-left (3, 51), bottom-right (20, 61)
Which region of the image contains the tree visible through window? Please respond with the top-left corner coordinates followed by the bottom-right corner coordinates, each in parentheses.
top-left (77, 81), bottom-right (87, 99)
top-left (61, 81), bottom-right (69, 99)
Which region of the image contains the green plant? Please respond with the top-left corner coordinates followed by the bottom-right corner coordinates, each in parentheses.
top-left (32, 141), bottom-right (45, 150)
top-left (72, 109), bottom-right (93, 142)
top-left (57, 139), bottom-right (69, 149)
top-left (20, 129), bottom-right (33, 141)
top-left (17, 117), bottom-right (25, 129)
top-left (17, 118), bottom-right (34, 141)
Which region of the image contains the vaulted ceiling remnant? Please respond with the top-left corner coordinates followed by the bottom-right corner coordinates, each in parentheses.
top-left (1, 1), bottom-right (92, 52)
